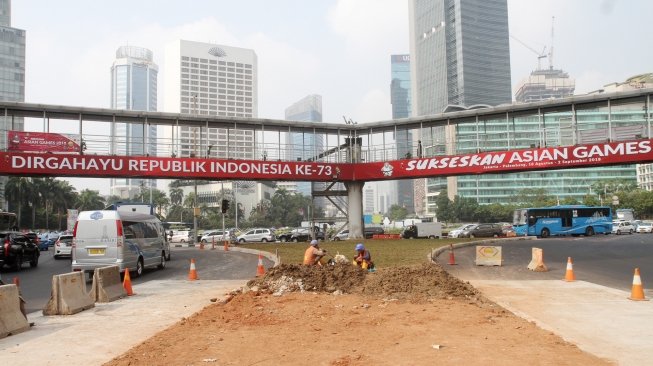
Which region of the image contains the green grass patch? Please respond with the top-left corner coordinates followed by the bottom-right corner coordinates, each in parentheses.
top-left (240, 238), bottom-right (472, 268)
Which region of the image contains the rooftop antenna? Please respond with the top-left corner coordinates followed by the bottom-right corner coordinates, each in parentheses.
top-left (548, 16), bottom-right (555, 70)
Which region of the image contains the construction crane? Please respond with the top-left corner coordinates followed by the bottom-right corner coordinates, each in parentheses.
top-left (511, 16), bottom-right (556, 71)
top-left (510, 34), bottom-right (547, 70)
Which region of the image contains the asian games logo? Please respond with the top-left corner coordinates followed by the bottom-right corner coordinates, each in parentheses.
top-left (381, 162), bottom-right (394, 177)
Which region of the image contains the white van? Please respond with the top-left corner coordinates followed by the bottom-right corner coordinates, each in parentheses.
top-left (71, 210), bottom-right (168, 278)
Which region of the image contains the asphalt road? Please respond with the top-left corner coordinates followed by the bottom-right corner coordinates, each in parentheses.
top-left (0, 246), bottom-right (271, 314)
top-left (436, 233), bottom-right (653, 292)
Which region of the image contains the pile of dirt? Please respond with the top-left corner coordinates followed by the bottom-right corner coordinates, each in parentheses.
top-left (247, 263), bottom-right (367, 295)
top-left (247, 262), bottom-right (482, 303)
top-left (354, 262), bottom-right (482, 301)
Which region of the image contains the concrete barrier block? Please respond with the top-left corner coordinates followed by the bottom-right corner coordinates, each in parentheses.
top-left (0, 284), bottom-right (29, 338)
top-left (43, 272), bottom-right (95, 316)
top-left (91, 265), bottom-right (126, 303)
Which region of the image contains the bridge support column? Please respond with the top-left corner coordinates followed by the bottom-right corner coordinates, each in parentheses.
top-left (345, 181), bottom-right (365, 239)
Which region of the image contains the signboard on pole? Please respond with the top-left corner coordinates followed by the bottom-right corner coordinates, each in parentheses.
top-left (67, 209), bottom-right (78, 232)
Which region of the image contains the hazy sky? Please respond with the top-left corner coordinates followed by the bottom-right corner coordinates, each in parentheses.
top-left (10, 0), bottom-right (651, 194)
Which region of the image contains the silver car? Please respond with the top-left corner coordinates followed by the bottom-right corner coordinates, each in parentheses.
top-left (237, 228), bottom-right (275, 243)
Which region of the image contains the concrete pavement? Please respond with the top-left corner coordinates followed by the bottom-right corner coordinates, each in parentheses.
top-left (470, 280), bottom-right (653, 366)
top-left (0, 279), bottom-right (247, 366)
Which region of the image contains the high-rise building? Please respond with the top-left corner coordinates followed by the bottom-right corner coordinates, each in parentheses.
top-left (390, 54), bottom-right (416, 214)
top-left (162, 40), bottom-right (264, 218)
top-left (0, 0), bottom-right (11, 27)
top-left (0, 0), bottom-right (24, 210)
top-left (364, 186), bottom-right (375, 214)
top-left (409, 0), bottom-right (512, 115)
top-left (409, 0), bottom-right (512, 215)
top-left (164, 40), bottom-right (258, 159)
top-left (515, 68), bottom-right (575, 103)
top-left (284, 95), bottom-right (326, 209)
top-left (109, 46), bottom-right (158, 199)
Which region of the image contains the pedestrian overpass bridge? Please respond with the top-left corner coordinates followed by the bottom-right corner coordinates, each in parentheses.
top-left (2, 88), bottom-right (652, 238)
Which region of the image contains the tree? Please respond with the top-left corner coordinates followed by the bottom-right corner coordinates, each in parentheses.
top-left (265, 189), bottom-right (312, 227)
top-left (435, 190), bottom-right (454, 224)
top-left (475, 203), bottom-right (513, 223)
top-left (169, 187), bottom-right (184, 206)
top-left (386, 204), bottom-right (408, 221)
top-left (76, 189), bottom-right (105, 211)
top-left (514, 188), bottom-right (556, 207)
top-left (5, 177), bottom-right (31, 228)
top-left (451, 195), bottom-right (478, 222)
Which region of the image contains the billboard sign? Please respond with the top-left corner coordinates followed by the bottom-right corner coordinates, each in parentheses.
top-left (8, 131), bottom-right (80, 153)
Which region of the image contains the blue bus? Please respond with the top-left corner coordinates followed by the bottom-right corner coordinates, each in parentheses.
top-left (513, 205), bottom-right (612, 238)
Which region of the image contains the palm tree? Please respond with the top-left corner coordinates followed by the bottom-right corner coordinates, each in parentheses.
top-left (5, 176), bottom-right (30, 228)
top-left (169, 187), bottom-right (183, 206)
top-left (40, 177), bottom-right (58, 230)
top-left (76, 189), bottom-right (106, 211)
top-left (52, 180), bottom-right (77, 230)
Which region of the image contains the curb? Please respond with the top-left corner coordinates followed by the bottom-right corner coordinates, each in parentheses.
top-left (429, 236), bottom-right (537, 263)
top-left (171, 243), bottom-right (281, 266)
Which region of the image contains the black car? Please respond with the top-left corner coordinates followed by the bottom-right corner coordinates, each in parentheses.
top-left (290, 228), bottom-right (326, 242)
top-left (0, 231), bottom-right (40, 271)
top-left (364, 226), bottom-right (385, 239)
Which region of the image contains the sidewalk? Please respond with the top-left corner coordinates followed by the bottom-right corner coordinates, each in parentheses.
top-left (470, 280), bottom-right (653, 366)
top-left (0, 279), bottom-right (247, 366)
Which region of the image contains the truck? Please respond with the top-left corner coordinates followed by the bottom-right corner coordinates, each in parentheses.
top-left (401, 222), bottom-right (442, 239)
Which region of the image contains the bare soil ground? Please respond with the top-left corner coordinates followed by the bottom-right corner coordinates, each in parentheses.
top-left (105, 263), bottom-right (612, 366)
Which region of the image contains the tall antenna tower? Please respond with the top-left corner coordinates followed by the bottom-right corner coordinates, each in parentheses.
top-left (548, 16), bottom-right (555, 70)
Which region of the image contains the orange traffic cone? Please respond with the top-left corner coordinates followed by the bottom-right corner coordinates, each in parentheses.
top-left (123, 269), bottom-right (134, 296)
top-left (564, 257), bottom-right (576, 282)
top-left (256, 254), bottom-right (265, 277)
top-left (448, 244), bottom-right (457, 265)
top-left (188, 259), bottom-right (199, 281)
top-left (628, 268), bottom-right (648, 301)
top-left (223, 240), bottom-right (229, 251)
top-left (199, 241), bottom-right (205, 250)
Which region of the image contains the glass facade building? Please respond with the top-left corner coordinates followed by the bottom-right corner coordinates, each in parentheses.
top-left (109, 46), bottom-right (158, 199)
top-left (409, 0), bottom-right (512, 214)
top-left (0, 0), bottom-right (24, 210)
top-left (285, 95), bottom-right (325, 208)
top-left (390, 54), bottom-right (416, 214)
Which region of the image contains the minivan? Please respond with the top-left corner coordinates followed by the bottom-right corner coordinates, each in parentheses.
top-left (459, 223), bottom-right (503, 238)
top-left (237, 228), bottom-right (275, 243)
top-left (71, 210), bottom-right (169, 278)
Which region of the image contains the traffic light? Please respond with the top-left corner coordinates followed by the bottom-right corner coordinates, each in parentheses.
top-left (221, 199), bottom-right (230, 214)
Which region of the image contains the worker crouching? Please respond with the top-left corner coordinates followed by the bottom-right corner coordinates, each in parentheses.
top-left (353, 243), bottom-right (375, 271)
top-left (303, 239), bottom-right (327, 265)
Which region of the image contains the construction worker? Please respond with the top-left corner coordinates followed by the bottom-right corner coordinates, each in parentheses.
top-left (353, 243), bottom-right (374, 270)
top-left (303, 239), bottom-right (327, 265)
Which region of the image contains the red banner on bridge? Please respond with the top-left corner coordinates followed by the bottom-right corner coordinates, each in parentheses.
top-left (1, 139), bottom-right (652, 181)
top-left (350, 139), bottom-right (653, 181)
top-left (7, 131), bottom-right (80, 153)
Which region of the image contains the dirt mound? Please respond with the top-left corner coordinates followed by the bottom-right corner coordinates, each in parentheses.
top-left (354, 262), bottom-right (481, 301)
top-left (247, 262), bottom-right (482, 303)
top-left (247, 263), bottom-right (367, 294)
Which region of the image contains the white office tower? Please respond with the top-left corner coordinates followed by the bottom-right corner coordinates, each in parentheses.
top-left (163, 40), bottom-right (262, 218)
top-left (0, 0), bottom-right (25, 210)
top-left (164, 40), bottom-right (258, 159)
top-left (109, 46), bottom-right (158, 199)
